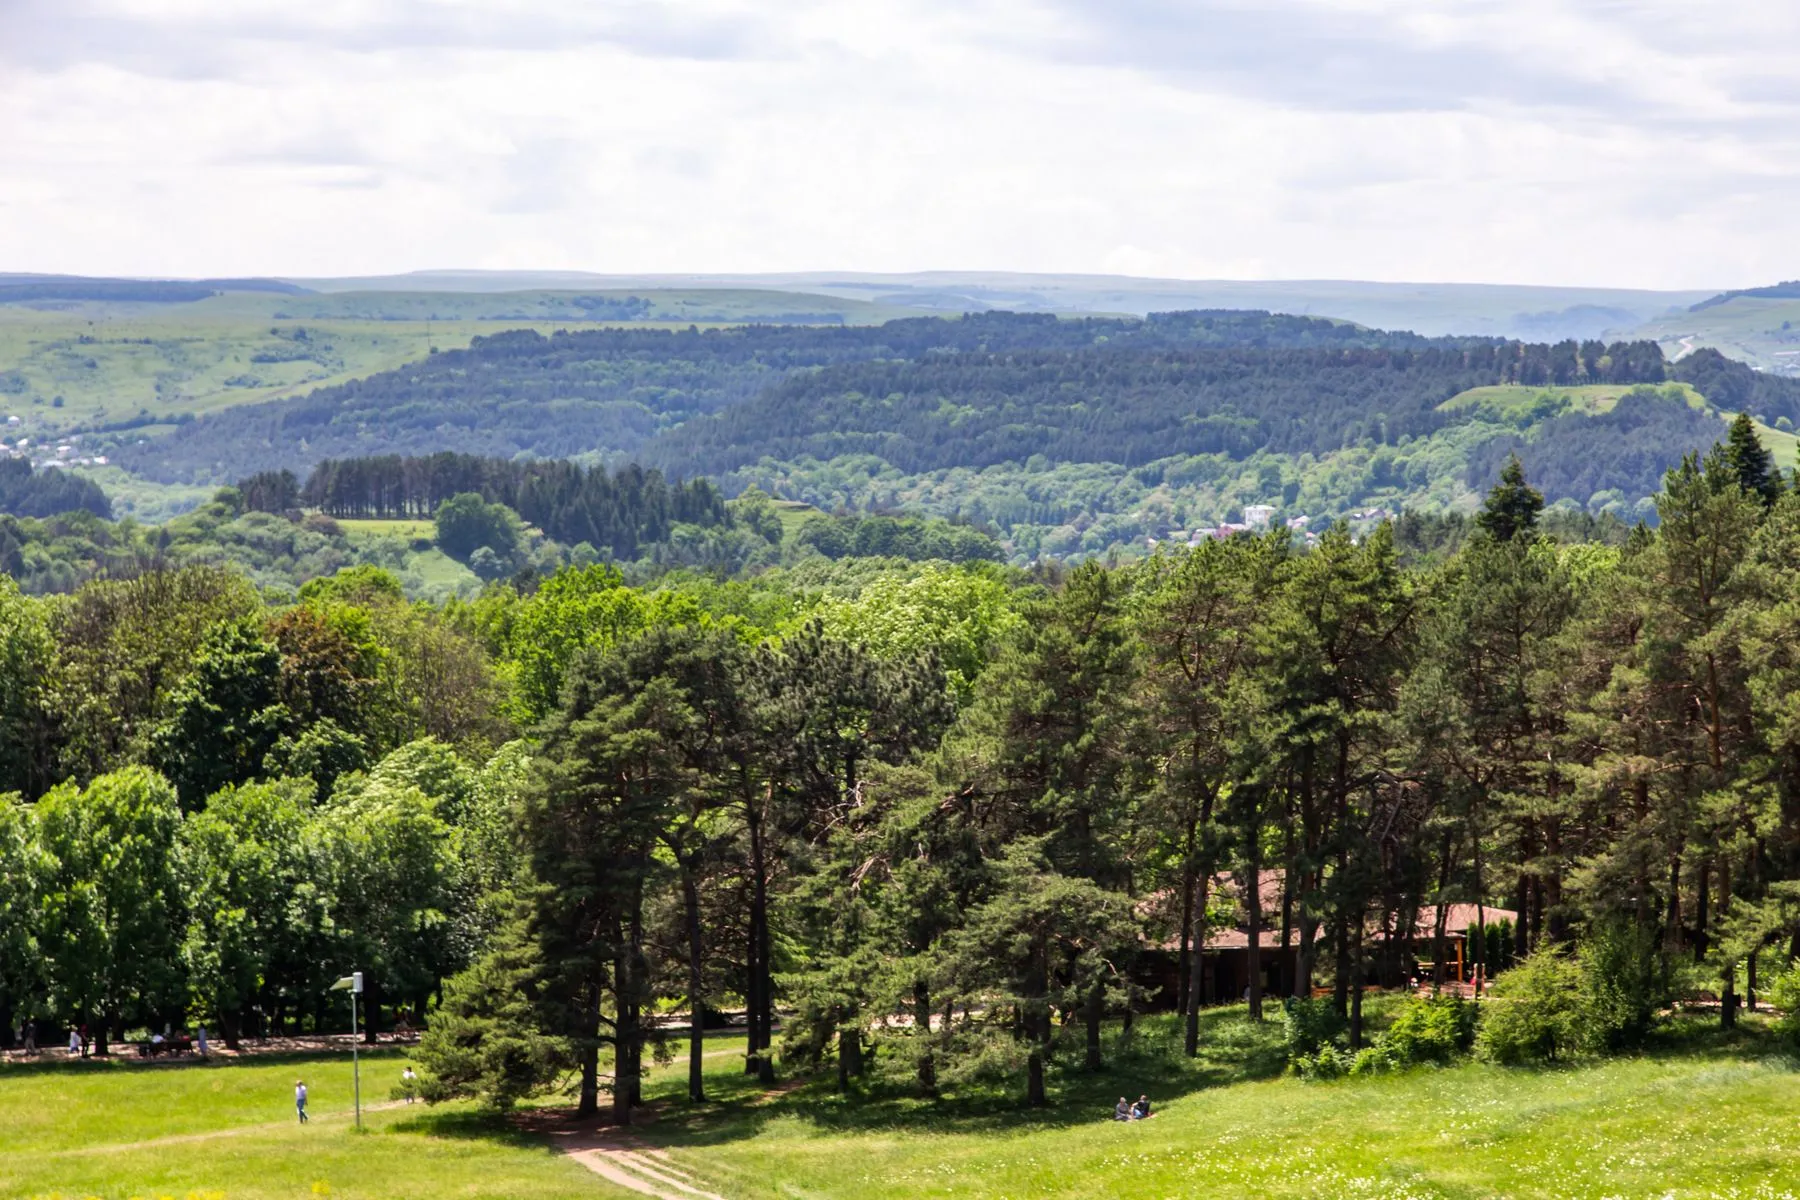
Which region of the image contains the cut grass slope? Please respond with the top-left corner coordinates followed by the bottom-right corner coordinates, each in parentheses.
top-left (0, 1049), bottom-right (623, 1200)
top-left (631, 1011), bottom-right (1800, 1200)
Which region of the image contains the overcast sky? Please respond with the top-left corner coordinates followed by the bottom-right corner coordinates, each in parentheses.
top-left (1, 0), bottom-right (1796, 288)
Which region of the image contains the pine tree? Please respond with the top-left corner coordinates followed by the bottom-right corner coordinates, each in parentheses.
top-left (1724, 413), bottom-right (1781, 506)
top-left (1477, 455), bottom-right (1545, 542)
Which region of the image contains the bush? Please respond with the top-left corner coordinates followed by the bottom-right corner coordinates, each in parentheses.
top-left (1291, 1044), bottom-right (1350, 1081)
top-left (1766, 961), bottom-right (1800, 1051)
top-left (1477, 947), bottom-right (1586, 1064)
top-left (1283, 996), bottom-right (1347, 1061)
top-left (1581, 920), bottom-right (1669, 1052)
top-left (1383, 993), bottom-right (1478, 1066)
top-left (1345, 994), bottom-right (1478, 1076)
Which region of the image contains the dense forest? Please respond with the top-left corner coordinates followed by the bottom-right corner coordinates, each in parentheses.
top-left (103, 309), bottom-right (1800, 558)
top-left (116, 311), bottom-right (1677, 486)
top-left (7, 419), bottom-right (1800, 1115)
top-left (298, 454), bottom-right (728, 560)
top-left (0, 460), bottom-right (111, 520)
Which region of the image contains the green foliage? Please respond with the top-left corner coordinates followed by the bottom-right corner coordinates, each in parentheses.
top-left (1477, 948), bottom-right (1588, 1064)
top-left (1580, 920), bottom-right (1670, 1052)
top-left (150, 618), bottom-right (288, 808)
top-left (1351, 995), bottom-right (1480, 1075)
top-left (34, 767), bottom-right (186, 1037)
top-left (1283, 998), bottom-right (1348, 1061)
top-left (413, 921), bottom-right (569, 1110)
top-left (434, 492), bottom-right (521, 562)
top-left (1477, 454), bottom-right (1544, 541)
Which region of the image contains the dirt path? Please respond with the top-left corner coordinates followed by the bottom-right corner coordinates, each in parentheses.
top-left (551, 1127), bottom-right (729, 1200)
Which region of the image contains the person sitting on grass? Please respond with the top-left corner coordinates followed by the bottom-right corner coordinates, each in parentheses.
top-left (1132, 1095), bottom-right (1151, 1120)
top-left (1113, 1096), bottom-right (1132, 1121)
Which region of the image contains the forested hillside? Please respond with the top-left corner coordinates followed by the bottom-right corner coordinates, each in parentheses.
top-left (115, 312), bottom-right (1454, 483)
top-left (87, 310), bottom-right (1800, 562)
top-left (6, 437), bottom-right (1800, 1117)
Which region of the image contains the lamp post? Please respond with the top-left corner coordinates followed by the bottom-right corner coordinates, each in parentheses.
top-left (331, 971), bottom-right (365, 1129)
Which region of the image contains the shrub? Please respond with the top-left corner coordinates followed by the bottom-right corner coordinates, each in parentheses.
top-left (1581, 919), bottom-right (1669, 1052)
top-left (1767, 962), bottom-right (1800, 1051)
top-left (1283, 996), bottom-right (1347, 1061)
top-left (1477, 947), bottom-right (1586, 1064)
top-left (1291, 1044), bottom-right (1350, 1081)
top-left (1381, 993), bottom-right (1478, 1066)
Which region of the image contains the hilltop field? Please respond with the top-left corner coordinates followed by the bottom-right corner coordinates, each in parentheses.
top-left (5, 1012), bottom-right (1796, 1200)
top-left (0, 287), bottom-right (905, 444)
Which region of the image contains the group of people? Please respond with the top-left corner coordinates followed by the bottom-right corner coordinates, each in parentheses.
top-left (1112, 1094), bottom-right (1153, 1121)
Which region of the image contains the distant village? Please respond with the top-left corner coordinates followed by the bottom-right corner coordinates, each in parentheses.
top-left (0, 415), bottom-right (109, 471)
top-left (1146, 503), bottom-right (1397, 550)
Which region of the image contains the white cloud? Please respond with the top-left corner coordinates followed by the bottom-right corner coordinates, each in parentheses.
top-left (1, 0), bottom-right (1797, 288)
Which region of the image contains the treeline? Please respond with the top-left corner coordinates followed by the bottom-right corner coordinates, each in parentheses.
top-left (645, 339), bottom-right (1676, 477)
top-left (0, 460), bottom-right (111, 520)
top-left (1467, 387), bottom-right (1729, 506)
top-left (792, 511), bottom-right (1002, 563)
top-left (104, 312), bottom-right (1502, 485)
top-left (9, 425), bottom-right (1800, 1113)
top-left (298, 454), bottom-right (728, 559)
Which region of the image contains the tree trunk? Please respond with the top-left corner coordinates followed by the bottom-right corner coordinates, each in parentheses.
top-left (1348, 920), bottom-right (1366, 1050)
top-left (1084, 981), bottom-right (1103, 1070)
top-left (1176, 862), bottom-right (1195, 1017)
top-left (578, 980), bottom-right (600, 1118)
top-left (1244, 860), bottom-right (1264, 1022)
top-left (1184, 874), bottom-right (1211, 1056)
top-left (683, 868), bottom-right (706, 1103)
top-left (914, 980), bottom-right (936, 1094)
top-left (614, 937), bottom-right (638, 1127)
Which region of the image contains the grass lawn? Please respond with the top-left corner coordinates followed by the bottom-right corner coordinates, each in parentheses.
top-left (10, 1011), bottom-right (1799, 1199)
top-left (0, 1048), bottom-right (617, 1200)
top-left (629, 1009), bottom-right (1800, 1200)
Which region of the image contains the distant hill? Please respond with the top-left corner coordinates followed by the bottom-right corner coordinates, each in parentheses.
top-left (288, 270), bottom-right (1714, 341)
top-left (102, 308), bottom-right (1800, 564)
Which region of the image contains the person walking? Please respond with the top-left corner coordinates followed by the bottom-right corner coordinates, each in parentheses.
top-left (68, 1028), bottom-right (81, 1058)
top-left (295, 1079), bottom-right (308, 1123)
top-left (400, 1066), bottom-right (418, 1103)
top-left (196, 1025), bottom-right (208, 1057)
top-left (23, 1019), bottom-right (35, 1056)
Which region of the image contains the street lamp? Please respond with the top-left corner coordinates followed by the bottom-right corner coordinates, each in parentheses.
top-left (330, 971), bottom-right (364, 1129)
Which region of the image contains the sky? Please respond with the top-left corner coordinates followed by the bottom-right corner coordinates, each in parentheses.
top-left (1, 0), bottom-right (1797, 288)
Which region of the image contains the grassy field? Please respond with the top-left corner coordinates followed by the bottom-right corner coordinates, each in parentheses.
top-left (0, 1047), bottom-right (613, 1200)
top-left (629, 1010), bottom-right (1800, 1200)
top-left (335, 518), bottom-right (436, 541)
top-left (5, 1012), bottom-right (1799, 1199)
top-left (1637, 296), bottom-right (1800, 375)
top-left (1439, 381), bottom-right (1708, 419)
top-left (0, 288), bottom-right (907, 447)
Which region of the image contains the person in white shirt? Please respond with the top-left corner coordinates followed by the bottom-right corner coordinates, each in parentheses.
top-left (295, 1080), bottom-right (308, 1123)
top-left (196, 1025), bottom-right (208, 1056)
top-left (68, 1029), bottom-right (81, 1057)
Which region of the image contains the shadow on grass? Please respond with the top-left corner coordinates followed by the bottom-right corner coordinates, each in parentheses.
top-left (634, 1008), bottom-right (1289, 1152)
top-left (0, 1044), bottom-right (413, 1079)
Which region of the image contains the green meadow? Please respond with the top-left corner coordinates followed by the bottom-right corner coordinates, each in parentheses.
top-left (0, 287), bottom-right (907, 446)
top-left (9, 1011), bottom-right (1799, 1200)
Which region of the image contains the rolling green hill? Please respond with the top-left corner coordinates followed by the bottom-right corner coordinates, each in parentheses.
top-left (0, 285), bottom-right (906, 448)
